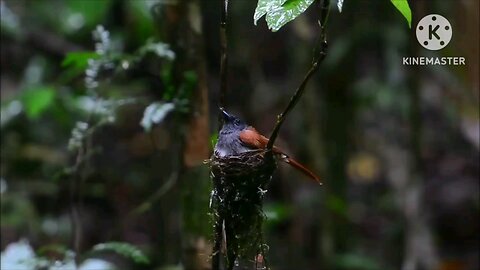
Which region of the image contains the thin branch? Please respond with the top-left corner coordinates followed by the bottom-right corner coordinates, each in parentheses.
top-left (218, 0), bottom-right (229, 117)
top-left (267, 0), bottom-right (330, 150)
top-left (128, 172), bottom-right (178, 217)
top-left (214, 1), bottom-right (230, 268)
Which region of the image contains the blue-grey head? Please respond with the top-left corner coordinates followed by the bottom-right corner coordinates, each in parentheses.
top-left (219, 108), bottom-right (247, 134)
top-left (215, 108), bottom-right (251, 156)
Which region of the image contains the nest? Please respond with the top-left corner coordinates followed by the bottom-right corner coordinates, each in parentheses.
top-left (208, 150), bottom-right (277, 270)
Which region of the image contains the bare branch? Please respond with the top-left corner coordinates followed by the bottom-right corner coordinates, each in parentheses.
top-left (267, 0), bottom-right (330, 150)
top-left (218, 0), bottom-right (229, 114)
top-left (213, 1), bottom-right (230, 269)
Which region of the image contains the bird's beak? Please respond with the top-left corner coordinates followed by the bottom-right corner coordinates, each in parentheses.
top-left (220, 108), bottom-right (232, 122)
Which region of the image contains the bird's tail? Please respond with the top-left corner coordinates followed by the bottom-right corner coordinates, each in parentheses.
top-left (281, 155), bottom-right (322, 185)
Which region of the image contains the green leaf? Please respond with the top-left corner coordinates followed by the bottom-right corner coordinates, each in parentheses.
top-left (390, 0), bottom-right (412, 28)
top-left (66, 0), bottom-right (112, 29)
top-left (210, 133), bottom-right (218, 149)
top-left (21, 87), bottom-right (56, 119)
top-left (335, 253), bottom-right (381, 270)
top-left (254, 0), bottom-right (315, 32)
top-left (325, 194), bottom-right (347, 216)
top-left (128, 1), bottom-right (155, 44)
top-left (62, 52), bottom-right (99, 70)
top-left (254, 0), bottom-right (285, 26)
top-left (140, 102), bottom-right (175, 132)
top-left (264, 203), bottom-right (292, 225)
top-left (92, 242), bottom-right (149, 264)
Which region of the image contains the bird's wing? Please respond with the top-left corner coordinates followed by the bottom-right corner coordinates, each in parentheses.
top-left (239, 127), bottom-right (285, 154)
top-left (239, 127), bottom-right (270, 149)
top-left (240, 127), bottom-right (322, 184)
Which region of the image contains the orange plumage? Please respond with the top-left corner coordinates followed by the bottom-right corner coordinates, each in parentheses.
top-left (239, 127), bottom-right (322, 185)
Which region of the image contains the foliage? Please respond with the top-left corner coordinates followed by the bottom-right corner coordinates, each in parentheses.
top-left (335, 253), bottom-right (381, 270)
top-left (337, 0), bottom-right (344, 12)
top-left (92, 242), bottom-right (150, 265)
top-left (140, 102), bottom-right (176, 132)
top-left (62, 52), bottom-right (99, 73)
top-left (255, 0), bottom-right (412, 31)
top-left (254, 0), bottom-right (316, 32)
top-left (390, 0), bottom-right (412, 28)
top-left (1, 0), bottom-right (477, 270)
top-left (20, 86), bottom-right (56, 119)
top-left (0, 239), bottom-right (117, 270)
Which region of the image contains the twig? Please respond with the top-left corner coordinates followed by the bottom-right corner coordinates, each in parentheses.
top-left (267, 0), bottom-right (330, 150)
top-left (69, 127), bottom-right (93, 268)
top-left (128, 172), bottom-right (178, 216)
top-left (218, 0), bottom-right (229, 122)
top-left (213, 0), bottom-right (229, 267)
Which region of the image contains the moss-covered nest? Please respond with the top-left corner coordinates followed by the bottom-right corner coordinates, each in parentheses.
top-left (208, 149), bottom-right (276, 270)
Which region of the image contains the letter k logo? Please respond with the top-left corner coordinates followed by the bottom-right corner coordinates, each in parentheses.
top-left (429, 24), bottom-right (440, 40)
top-left (416, 14), bottom-right (452, 50)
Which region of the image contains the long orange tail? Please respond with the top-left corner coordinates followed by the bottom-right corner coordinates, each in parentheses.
top-left (282, 156), bottom-right (322, 185)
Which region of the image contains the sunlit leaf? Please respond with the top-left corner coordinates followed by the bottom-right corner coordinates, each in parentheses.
top-left (390, 0), bottom-right (412, 28)
top-left (21, 87), bottom-right (56, 119)
top-left (93, 242), bottom-right (149, 264)
top-left (138, 40), bottom-right (175, 60)
top-left (140, 102), bottom-right (175, 132)
top-left (337, 0), bottom-right (344, 12)
top-left (0, 239), bottom-right (46, 270)
top-left (254, 0), bottom-right (286, 26)
top-left (79, 259), bottom-right (115, 270)
top-left (255, 0), bottom-right (315, 32)
top-left (1, 100), bottom-right (23, 127)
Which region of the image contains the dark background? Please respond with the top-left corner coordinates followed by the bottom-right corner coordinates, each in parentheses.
top-left (1, 0), bottom-right (479, 269)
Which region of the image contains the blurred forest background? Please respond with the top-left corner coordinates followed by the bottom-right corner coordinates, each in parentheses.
top-left (1, 0), bottom-right (479, 269)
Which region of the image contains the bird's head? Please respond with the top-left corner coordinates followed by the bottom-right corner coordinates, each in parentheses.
top-left (220, 108), bottom-right (247, 134)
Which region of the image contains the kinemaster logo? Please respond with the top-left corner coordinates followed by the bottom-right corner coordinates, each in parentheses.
top-left (403, 14), bottom-right (466, 66)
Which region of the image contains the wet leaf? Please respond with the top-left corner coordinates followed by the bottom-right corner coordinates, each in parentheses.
top-left (254, 0), bottom-right (315, 32)
top-left (254, 0), bottom-right (286, 26)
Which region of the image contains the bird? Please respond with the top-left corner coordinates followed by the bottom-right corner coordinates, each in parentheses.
top-left (214, 108), bottom-right (322, 184)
